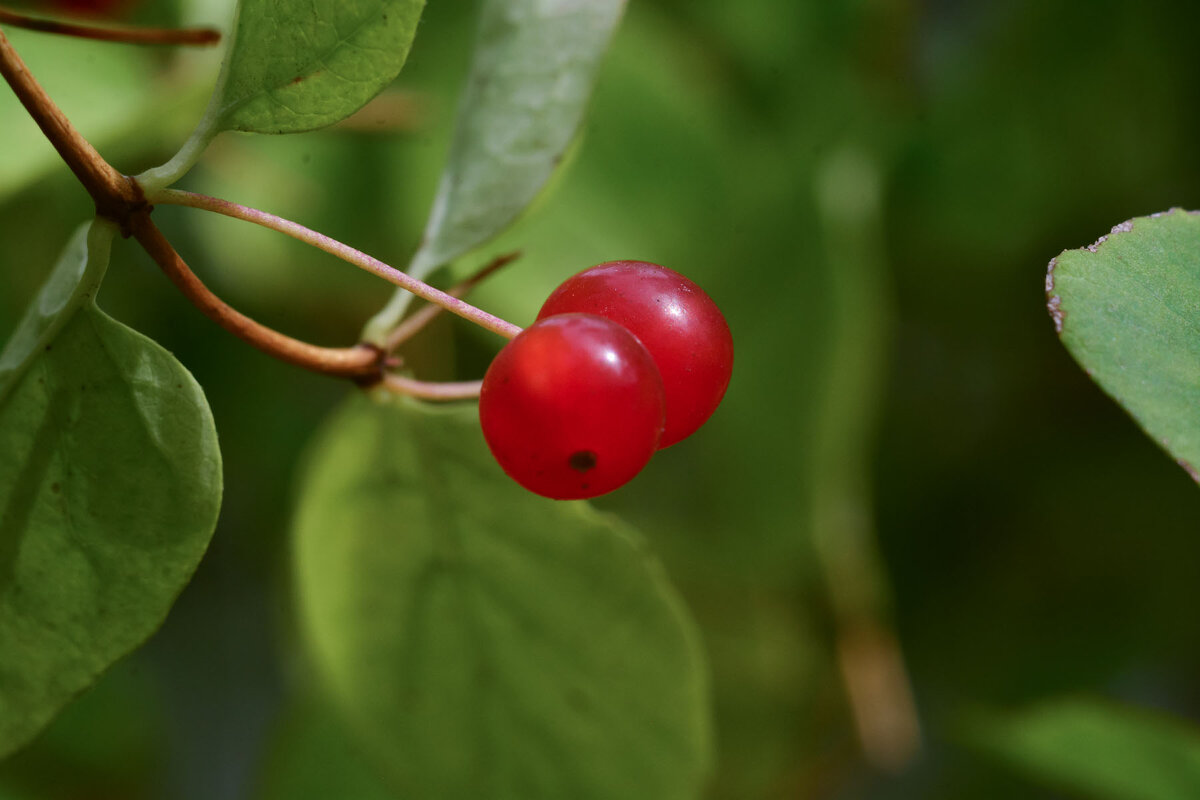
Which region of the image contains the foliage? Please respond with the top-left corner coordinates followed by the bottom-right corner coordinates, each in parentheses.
top-left (967, 699), bottom-right (1200, 800)
top-left (0, 222), bottom-right (220, 758)
top-left (294, 395), bottom-right (709, 798)
top-left (1047, 209), bottom-right (1200, 483)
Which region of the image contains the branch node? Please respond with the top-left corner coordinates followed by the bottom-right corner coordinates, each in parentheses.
top-left (95, 177), bottom-right (151, 238)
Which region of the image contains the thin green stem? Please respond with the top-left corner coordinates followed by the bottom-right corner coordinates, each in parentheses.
top-left (136, 128), bottom-right (217, 194)
top-left (150, 189), bottom-right (524, 341)
top-left (811, 145), bottom-right (920, 771)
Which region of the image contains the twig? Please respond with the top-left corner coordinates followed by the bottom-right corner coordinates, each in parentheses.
top-left (0, 24), bottom-right (137, 222)
top-left (150, 189), bottom-right (524, 341)
top-left (0, 27), bottom-right (381, 381)
top-left (0, 7), bottom-right (220, 46)
top-left (385, 251), bottom-right (521, 351)
top-left (381, 374), bottom-right (482, 401)
top-left (128, 212), bottom-right (383, 378)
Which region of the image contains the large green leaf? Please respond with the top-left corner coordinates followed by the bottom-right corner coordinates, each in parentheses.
top-left (362, 0), bottom-right (628, 343)
top-left (138, 0), bottom-right (426, 189)
top-left (292, 394), bottom-right (711, 799)
top-left (967, 699), bottom-right (1200, 800)
top-left (1046, 209), bottom-right (1200, 483)
top-left (0, 223), bottom-right (222, 757)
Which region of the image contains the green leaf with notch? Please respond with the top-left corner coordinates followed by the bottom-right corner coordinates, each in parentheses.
top-left (0, 222), bottom-right (222, 757)
top-left (1047, 209), bottom-right (1200, 483)
top-left (967, 698), bottom-right (1200, 800)
top-left (292, 394), bottom-right (711, 799)
top-left (363, 0), bottom-right (628, 343)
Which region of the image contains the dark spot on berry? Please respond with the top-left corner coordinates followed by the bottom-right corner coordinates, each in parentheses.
top-left (568, 450), bottom-right (597, 473)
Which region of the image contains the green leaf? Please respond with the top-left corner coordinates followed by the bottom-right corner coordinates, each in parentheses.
top-left (1047, 209), bottom-right (1200, 483)
top-left (0, 224), bottom-right (222, 757)
top-left (362, 0), bottom-right (628, 343)
top-left (139, 0), bottom-right (426, 189)
top-left (216, 0), bottom-right (425, 134)
top-left (967, 698), bottom-right (1200, 800)
top-left (292, 394), bottom-right (711, 799)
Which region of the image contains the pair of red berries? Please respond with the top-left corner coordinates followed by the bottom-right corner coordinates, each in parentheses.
top-left (479, 260), bottom-right (733, 500)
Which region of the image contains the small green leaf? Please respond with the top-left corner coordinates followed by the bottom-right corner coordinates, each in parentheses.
top-left (139, 0), bottom-right (426, 189)
top-left (216, 0), bottom-right (425, 134)
top-left (292, 395), bottom-right (711, 799)
top-left (1047, 209), bottom-right (1200, 483)
top-left (967, 698), bottom-right (1200, 800)
top-left (363, 0), bottom-right (628, 343)
top-left (0, 224), bottom-right (222, 757)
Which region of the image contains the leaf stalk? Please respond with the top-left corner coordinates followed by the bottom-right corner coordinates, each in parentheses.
top-left (149, 189), bottom-right (524, 342)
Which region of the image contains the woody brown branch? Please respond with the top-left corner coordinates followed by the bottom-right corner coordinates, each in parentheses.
top-left (129, 212), bottom-right (383, 378)
top-left (0, 24), bottom-right (384, 381)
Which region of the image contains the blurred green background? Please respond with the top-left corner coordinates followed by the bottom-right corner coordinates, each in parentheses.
top-left (3, 0), bottom-right (1200, 797)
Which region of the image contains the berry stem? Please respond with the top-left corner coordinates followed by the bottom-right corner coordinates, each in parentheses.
top-left (150, 189), bottom-right (524, 342)
top-left (0, 7), bottom-right (220, 46)
top-left (381, 374), bottom-right (482, 401)
top-left (384, 250), bottom-right (520, 351)
top-left (127, 211), bottom-right (383, 378)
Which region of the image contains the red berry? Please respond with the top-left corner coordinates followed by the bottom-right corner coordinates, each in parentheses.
top-left (537, 261), bottom-right (733, 448)
top-left (480, 314), bottom-right (665, 500)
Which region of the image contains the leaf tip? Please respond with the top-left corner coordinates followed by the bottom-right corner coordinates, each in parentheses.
top-left (1046, 214), bottom-right (1151, 333)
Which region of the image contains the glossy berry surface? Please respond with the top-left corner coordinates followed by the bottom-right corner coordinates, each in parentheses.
top-left (538, 260), bottom-right (733, 448)
top-left (480, 313), bottom-right (665, 500)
